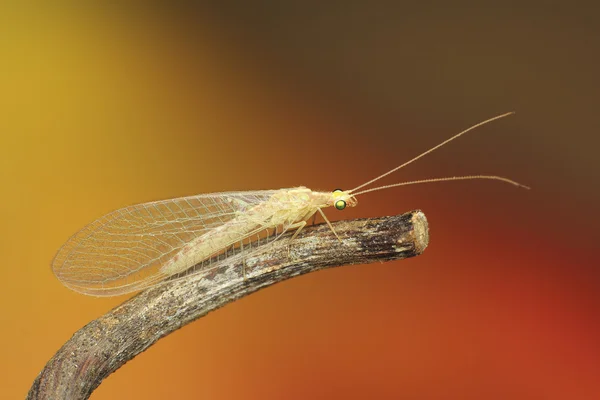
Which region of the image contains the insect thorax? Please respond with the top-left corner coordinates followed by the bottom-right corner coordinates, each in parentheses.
top-left (264, 187), bottom-right (321, 226)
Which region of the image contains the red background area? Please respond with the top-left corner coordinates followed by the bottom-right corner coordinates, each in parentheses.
top-left (2, 3), bottom-right (599, 399)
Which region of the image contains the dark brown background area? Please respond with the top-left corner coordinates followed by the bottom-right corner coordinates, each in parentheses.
top-left (164, 1), bottom-right (600, 209)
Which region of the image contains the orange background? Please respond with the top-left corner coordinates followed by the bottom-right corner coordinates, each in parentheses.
top-left (2, 3), bottom-right (599, 399)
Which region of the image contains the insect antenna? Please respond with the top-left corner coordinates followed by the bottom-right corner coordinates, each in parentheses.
top-left (352, 175), bottom-right (530, 196)
top-left (349, 112), bottom-right (521, 194)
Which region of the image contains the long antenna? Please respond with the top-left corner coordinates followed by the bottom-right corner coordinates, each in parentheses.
top-left (350, 112), bottom-right (515, 193)
top-left (352, 175), bottom-right (530, 197)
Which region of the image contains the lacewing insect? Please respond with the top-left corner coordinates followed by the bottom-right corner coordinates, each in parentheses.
top-left (51, 112), bottom-right (529, 296)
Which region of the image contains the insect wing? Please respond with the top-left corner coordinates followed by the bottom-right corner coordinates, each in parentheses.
top-left (51, 190), bottom-right (278, 296)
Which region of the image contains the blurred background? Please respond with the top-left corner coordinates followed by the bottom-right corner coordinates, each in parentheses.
top-left (1, 2), bottom-right (599, 399)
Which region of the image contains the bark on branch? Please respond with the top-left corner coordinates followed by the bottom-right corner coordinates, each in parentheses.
top-left (28, 210), bottom-right (429, 400)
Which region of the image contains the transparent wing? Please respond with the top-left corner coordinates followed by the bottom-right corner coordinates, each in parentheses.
top-left (51, 190), bottom-right (279, 296)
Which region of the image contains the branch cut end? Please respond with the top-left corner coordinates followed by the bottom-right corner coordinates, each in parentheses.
top-left (410, 210), bottom-right (429, 255)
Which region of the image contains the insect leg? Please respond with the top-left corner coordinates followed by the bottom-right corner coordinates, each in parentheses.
top-left (289, 221), bottom-right (307, 240)
top-left (240, 239), bottom-right (246, 281)
top-left (285, 220), bottom-right (307, 259)
top-left (317, 208), bottom-right (343, 243)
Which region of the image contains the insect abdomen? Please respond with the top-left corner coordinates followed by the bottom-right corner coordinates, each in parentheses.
top-left (159, 222), bottom-right (254, 276)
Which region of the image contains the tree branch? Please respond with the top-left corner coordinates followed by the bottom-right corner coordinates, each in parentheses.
top-left (28, 210), bottom-right (429, 400)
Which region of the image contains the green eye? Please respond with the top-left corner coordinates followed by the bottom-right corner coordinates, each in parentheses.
top-left (333, 188), bottom-right (343, 193)
top-left (335, 199), bottom-right (346, 210)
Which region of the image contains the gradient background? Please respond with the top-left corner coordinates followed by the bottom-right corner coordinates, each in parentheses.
top-left (2, 3), bottom-right (599, 399)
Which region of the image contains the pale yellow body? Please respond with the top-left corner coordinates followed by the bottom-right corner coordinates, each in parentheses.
top-left (159, 187), bottom-right (355, 275)
top-left (52, 187), bottom-right (356, 296)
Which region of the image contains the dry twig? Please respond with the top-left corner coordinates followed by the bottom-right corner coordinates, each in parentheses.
top-left (28, 210), bottom-right (429, 399)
